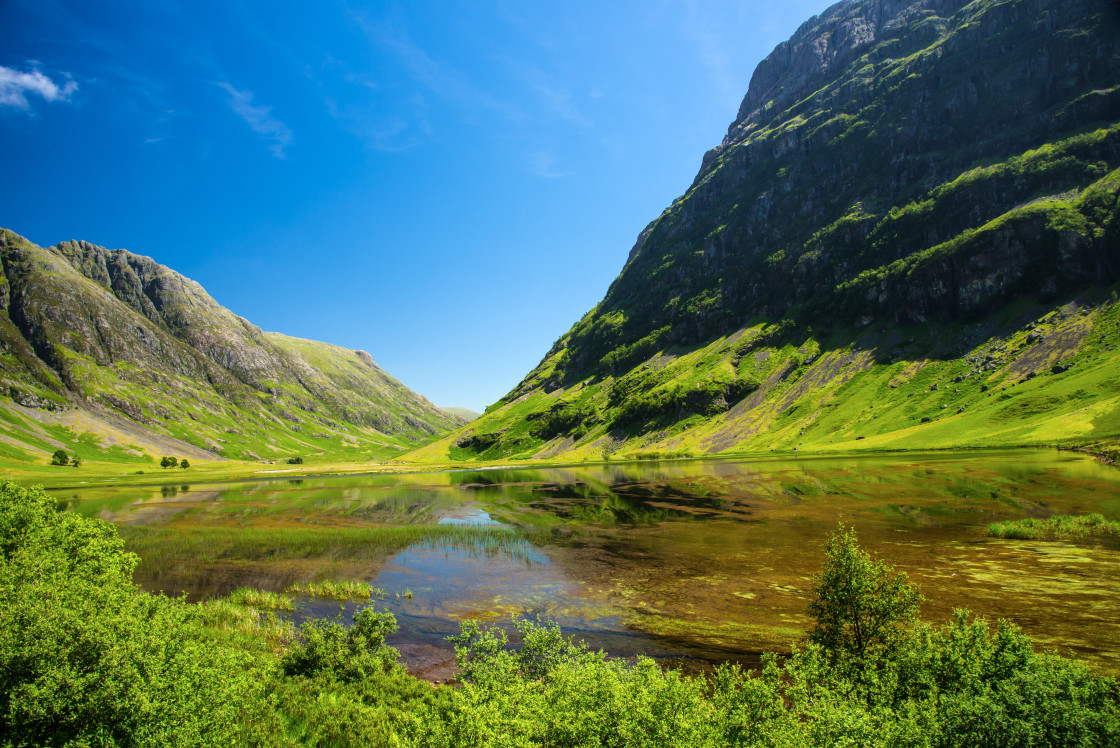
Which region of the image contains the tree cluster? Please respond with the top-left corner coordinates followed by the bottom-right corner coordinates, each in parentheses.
top-left (50, 449), bottom-right (81, 467)
top-left (160, 456), bottom-right (189, 469)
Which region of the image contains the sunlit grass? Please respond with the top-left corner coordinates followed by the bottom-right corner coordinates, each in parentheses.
top-left (191, 598), bottom-right (297, 646)
top-left (988, 513), bottom-right (1120, 540)
top-left (227, 587), bottom-right (293, 610)
top-left (284, 579), bottom-right (376, 600)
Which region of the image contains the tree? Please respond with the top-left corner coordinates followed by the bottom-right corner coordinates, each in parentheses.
top-left (160, 456), bottom-right (178, 469)
top-left (807, 523), bottom-right (923, 661)
top-left (70, 456), bottom-right (82, 468)
top-left (50, 449), bottom-right (69, 466)
top-left (179, 459), bottom-right (190, 469)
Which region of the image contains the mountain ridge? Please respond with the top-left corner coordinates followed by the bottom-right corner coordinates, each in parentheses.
top-left (408, 0), bottom-right (1120, 464)
top-left (0, 228), bottom-right (462, 464)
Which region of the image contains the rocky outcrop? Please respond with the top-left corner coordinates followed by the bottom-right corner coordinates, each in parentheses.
top-left (532, 0), bottom-right (1120, 385)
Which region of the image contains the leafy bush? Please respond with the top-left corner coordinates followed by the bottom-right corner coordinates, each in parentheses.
top-left (280, 607), bottom-right (400, 683)
top-left (807, 523), bottom-right (924, 662)
top-left (0, 481), bottom-right (263, 746)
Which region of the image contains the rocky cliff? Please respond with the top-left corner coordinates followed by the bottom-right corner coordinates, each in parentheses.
top-left (0, 229), bottom-right (462, 461)
top-left (410, 0), bottom-right (1120, 463)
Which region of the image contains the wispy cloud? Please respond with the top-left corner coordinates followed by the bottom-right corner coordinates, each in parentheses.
top-left (350, 10), bottom-right (523, 124)
top-left (0, 63), bottom-right (78, 111)
top-left (675, 0), bottom-right (749, 108)
top-left (510, 61), bottom-right (589, 126)
top-left (528, 150), bottom-right (573, 179)
top-left (216, 82), bottom-right (292, 158)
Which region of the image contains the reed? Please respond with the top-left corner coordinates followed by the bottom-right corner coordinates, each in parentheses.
top-left (191, 599), bottom-right (296, 644)
top-left (227, 587), bottom-right (293, 610)
top-left (284, 579), bottom-right (377, 601)
top-left (988, 513), bottom-right (1120, 540)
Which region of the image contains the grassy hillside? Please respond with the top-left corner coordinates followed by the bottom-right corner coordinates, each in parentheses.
top-left (405, 0), bottom-right (1120, 464)
top-left (0, 230), bottom-right (462, 469)
top-left (409, 284), bottom-right (1120, 463)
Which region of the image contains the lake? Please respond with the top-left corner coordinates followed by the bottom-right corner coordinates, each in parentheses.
top-left (54, 448), bottom-right (1120, 679)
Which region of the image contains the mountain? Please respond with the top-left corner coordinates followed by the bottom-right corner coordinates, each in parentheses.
top-left (410, 0), bottom-right (1120, 463)
top-left (0, 229), bottom-right (462, 463)
top-left (440, 407), bottom-right (482, 422)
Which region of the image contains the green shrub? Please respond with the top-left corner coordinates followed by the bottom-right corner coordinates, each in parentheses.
top-left (0, 481), bottom-right (264, 746)
top-left (280, 607), bottom-right (400, 683)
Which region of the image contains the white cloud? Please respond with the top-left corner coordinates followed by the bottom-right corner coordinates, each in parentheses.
top-left (0, 64), bottom-right (78, 111)
top-left (216, 81), bottom-right (292, 158)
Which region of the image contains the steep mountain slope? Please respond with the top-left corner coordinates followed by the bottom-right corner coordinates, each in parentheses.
top-left (0, 229), bottom-right (462, 463)
top-left (411, 0), bottom-right (1120, 463)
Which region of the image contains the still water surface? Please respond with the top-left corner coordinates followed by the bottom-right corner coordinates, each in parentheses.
top-left (55, 449), bottom-right (1120, 678)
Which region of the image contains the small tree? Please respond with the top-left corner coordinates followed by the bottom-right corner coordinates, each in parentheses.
top-left (287, 456), bottom-right (303, 465)
top-left (179, 459), bottom-right (190, 469)
top-left (807, 523), bottom-right (923, 662)
top-left (160, 456), bottom-right (179, 469)
top-left (70, 456), bottom-right (82, 468)
top-left (50, 449), bottom-right (69, 466)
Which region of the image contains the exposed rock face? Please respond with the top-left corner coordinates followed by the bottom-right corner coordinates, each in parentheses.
top-left (538, 0), bottom-right (1120, 383)
top-left (0, 230), bottom-right (462, 458)
top-left (414, 0), bottom-right (1120, 462)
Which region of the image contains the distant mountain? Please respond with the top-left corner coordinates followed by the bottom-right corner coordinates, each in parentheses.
top-left (0, 229), bottom-right (463, 462)
top-left (440, 407), bottom-right (481, 422)
top-left (411, 0), bottom-right (1120, 463)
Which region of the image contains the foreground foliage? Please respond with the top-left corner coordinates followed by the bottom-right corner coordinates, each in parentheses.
top-left (2, 482), bottom-right (1117, 746)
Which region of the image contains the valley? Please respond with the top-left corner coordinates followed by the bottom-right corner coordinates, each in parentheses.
top-left (3, 0), bottom-right (1120, 744)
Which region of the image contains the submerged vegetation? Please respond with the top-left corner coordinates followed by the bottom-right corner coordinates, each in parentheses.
top-left (989, 513), bottom-right (1120, 540)
top-left (3, 480), bottom-right (1118, 746)
top-left (119, 522), bottom-right (537, 565)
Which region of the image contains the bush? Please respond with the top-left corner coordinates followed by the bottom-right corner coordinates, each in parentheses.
top-left (807, 523), bottom-right (923, 663)
top-left (0, 481), bottom-right (265, 746)
top-left (280, 607), bottom-right (400, 683)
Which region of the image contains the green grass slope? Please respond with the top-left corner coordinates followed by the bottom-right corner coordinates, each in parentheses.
top-left (405, 0), bottom-right (1120, 464)
top-left (0, 230), bottom-right (462, 468)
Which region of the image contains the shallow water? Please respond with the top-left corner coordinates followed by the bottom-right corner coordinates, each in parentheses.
top-left (55, 449), bottom-right (1120, 677)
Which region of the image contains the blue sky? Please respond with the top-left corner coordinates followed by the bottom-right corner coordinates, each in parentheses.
top-left (0, 0), bottom-right (835, 412)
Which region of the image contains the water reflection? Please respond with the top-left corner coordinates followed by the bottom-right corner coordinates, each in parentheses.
top-left (56, 449), bottom-right (1120, 673)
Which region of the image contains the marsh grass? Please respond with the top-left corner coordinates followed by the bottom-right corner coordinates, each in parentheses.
top-left (192, 598), bottom-right (296, 645)
top-left (227, 587), bottom-right (293, 610)
top-left (988, 513), bottom-right (1120, 540)
top-left (284, 579), bottom-right (377, 601)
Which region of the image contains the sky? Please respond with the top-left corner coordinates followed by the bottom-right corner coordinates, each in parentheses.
top-left (0, 0), bottom-right (836, 413)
